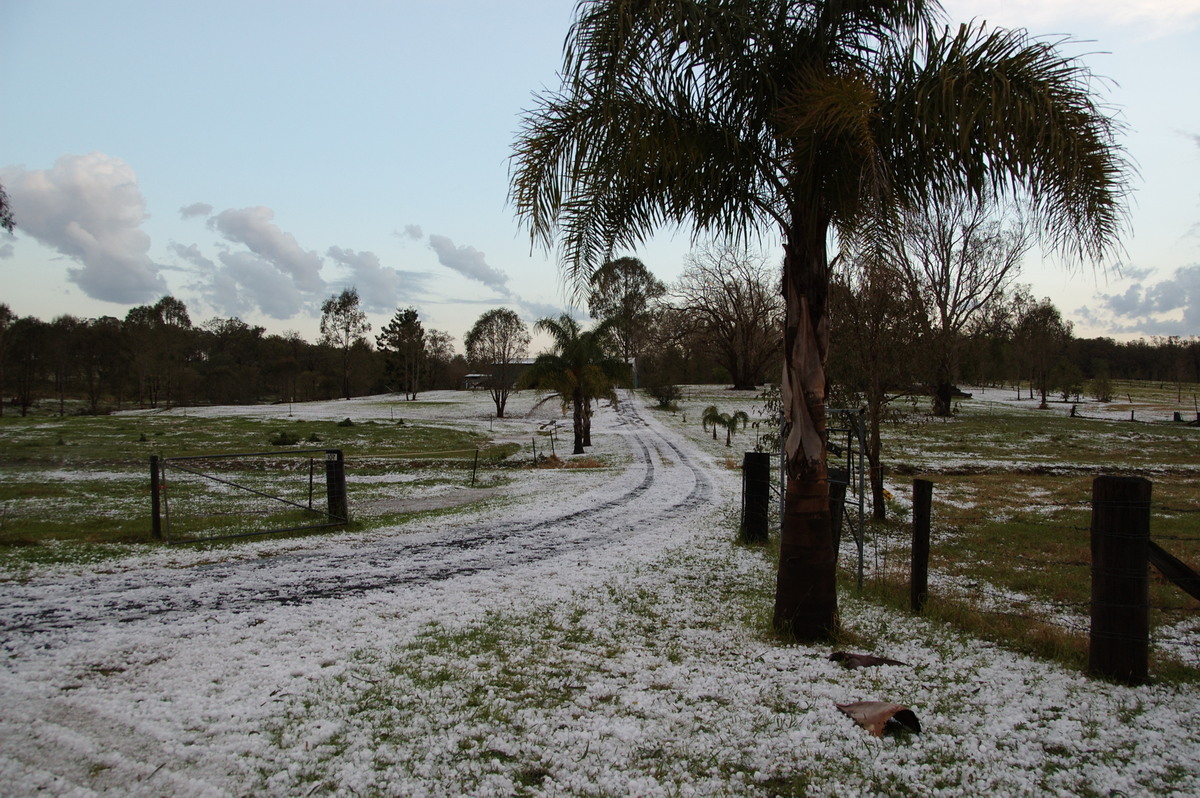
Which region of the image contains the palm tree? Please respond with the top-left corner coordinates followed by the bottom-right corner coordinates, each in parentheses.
top-left (525, 315), bottom-right (629, 455)
top-left (511, 0), bottom-right (1129, 640)
top-left (703, 405), bottom-right (752, 447)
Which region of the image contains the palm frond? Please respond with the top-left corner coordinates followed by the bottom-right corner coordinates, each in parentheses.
top-left (876, 22), bottom-right (1131, 263)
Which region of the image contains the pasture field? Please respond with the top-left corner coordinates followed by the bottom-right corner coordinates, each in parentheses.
top-left (2, 381), bottom-right (1197, 673)
top-left (2, 383), bottom-right (1199, 796)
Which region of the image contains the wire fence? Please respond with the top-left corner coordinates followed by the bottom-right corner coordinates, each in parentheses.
top-left (812, 475), bottom-right (1200, 678)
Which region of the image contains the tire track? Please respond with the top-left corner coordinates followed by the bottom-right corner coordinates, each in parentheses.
top-left (0, 394), bottom-right (717, 645)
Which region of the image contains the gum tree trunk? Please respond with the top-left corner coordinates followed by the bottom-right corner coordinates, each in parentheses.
top-left (773, 208), bottom-right (838, 640)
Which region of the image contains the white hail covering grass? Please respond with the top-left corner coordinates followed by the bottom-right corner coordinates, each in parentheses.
top-left (1, 388), bottom-right (1197, 796)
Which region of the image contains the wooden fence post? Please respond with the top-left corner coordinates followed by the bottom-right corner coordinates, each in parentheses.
top-left (1089, 475), bottom-right (1151, 684)
top-left (325, 449), bottom-right (349, 523)
top-left (150, 455), bottom-right (163, 540)
top-left (740, 452), bottom-right (771, 543)
top-left (911, 479), bottom-right (933, 613)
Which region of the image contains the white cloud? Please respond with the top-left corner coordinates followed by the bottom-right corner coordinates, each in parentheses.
top-left (211, 250), bottom-right (306, 319)
top-left (208, 206), bottom-right (325, 293)
top-left (427, 234), bottom-right (510, 295)
top-left (170, 241), bottom-right (216, 272)
top-left (180, 202), bottom-right (213, 220)
top-left (0, 153), bottom-right (168, 303)
top-left (326, 246), bottom-right (433, 313)
top-left (942, 0), bottom-right (1200, 36)
top-left (401, 225), bottom-right (423, 240)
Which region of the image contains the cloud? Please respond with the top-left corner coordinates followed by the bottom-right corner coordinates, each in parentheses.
top-left (208, 206), bottom-right (325, 293)
top-left (943, 0), bottom-right (1200, 37)
top-left (1089, 263), bottom-right (1200, 335)
top-left (207, 250), bottom-right (306, 319)
top-left (180, 202), bottom-right (213, 220)
top-left (401, 225), bottom-right (423, 240)
top-left (326, 245), bottom-right (432, 313)
top-left (427, 234), bottom-right (510, 294)
top-left (170, 241), bottom-right (216, 272)
top-left (0, 152), bottom-right (168, 303)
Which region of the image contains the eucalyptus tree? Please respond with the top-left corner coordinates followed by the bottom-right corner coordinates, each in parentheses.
top-left (587, 256), bottom-right (666, 385)
top-left (320, 288), bottom-right (370, 400)
top-left (525, 314), bottom-right (629, 455)
top-left (511, 0), bottom-right (1129, 639)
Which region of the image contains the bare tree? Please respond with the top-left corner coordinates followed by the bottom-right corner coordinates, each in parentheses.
top-left (464, 308), bottom-right (530, 418)
top-left (672, 244), bottom-right (782, 390)
top-left (424, 329), bottom-right (456, 390)
top-left (898, 195), bottom-right (1032, 416)
top-left (829, 241), bottom-right (923, 520)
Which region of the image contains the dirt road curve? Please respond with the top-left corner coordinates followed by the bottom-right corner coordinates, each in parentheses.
top-left (0, 394), bottom-right (717, 652)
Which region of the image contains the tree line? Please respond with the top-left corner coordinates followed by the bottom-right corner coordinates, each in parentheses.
top-left (2, 245), bottom-right (1194, 420)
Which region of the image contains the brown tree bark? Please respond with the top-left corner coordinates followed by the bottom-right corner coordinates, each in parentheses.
top-left (773, 211), bottom-right (838, 640)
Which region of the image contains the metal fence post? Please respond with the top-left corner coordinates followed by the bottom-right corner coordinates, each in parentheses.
top-left (1089, 475), bottom-right (1151, 684)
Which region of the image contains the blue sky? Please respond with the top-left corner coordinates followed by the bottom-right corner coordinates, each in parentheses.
top-left (2, 0), bottom-right (1198, 349)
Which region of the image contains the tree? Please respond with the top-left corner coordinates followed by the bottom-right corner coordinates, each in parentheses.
top-left (525, 315), bottom-right (628, 454)
top-left (464, 308), bottom-right (531, 418)
top-left (587, 256), bottom-right (667, 386)
top-left (702, 405), bottom-right (751, 447)
top-left (124, 296), bottom-right (194, 408)
top-left (320, 288), bottom-right (371, 400)
top-left (828, 238), bottom-right (923, 520)
top-left (424, 329), bottom-right (456, 390)
top-left (0, 303), bottom-right (14, 417)
top-left (377, 307), bottom-right (426, 400)
top-left (672, 244), bottom-right (782, 390)
top-left (897, 194), bottom-right (1031, 415)
top-left (200, 317), bottom-right (266, 404)
top-left (1015, 297), bottom-right (1073, 408)
top-left (80, 316), bottom-right (127, 412)
top-left (511, 1), bottom-right (1129, 640)
top-left (6, 316), bottom-right (47, 416)
top-left (0, 181), bottom-right (14, 233)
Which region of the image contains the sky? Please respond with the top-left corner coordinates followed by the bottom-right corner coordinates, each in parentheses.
top-left (2, 0), bottom-right (1199, 350)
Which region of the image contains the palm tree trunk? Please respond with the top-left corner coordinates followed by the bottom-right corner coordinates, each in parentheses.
top-left (583, 399), bottom-right (593, 447)
top-left (571, 388), bottom-right (585, 454)
top-left (773, 210), bottom-right (837, 641)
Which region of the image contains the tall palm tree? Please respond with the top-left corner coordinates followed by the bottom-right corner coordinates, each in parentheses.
top-left (525, 314), bottom-right (630, 455)
top-left (511, 0), bottom-right (1129, 640)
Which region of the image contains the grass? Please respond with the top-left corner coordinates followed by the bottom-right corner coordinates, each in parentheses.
top-left (0, 406), bottom-right (517, 560)
top-left (662, 383), bottom-right (1200, 682)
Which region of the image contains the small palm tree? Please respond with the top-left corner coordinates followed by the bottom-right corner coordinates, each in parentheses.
top-left (524, 314), bottom-right (629, 454)
top-left (703, 405), bottom-right (752, 447)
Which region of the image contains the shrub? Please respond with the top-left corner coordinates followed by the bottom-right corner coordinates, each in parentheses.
top-left (270, 430), bottom-right (300, 446)
top-left (645, 384), bottom-right (682, 409)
